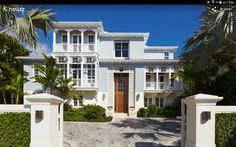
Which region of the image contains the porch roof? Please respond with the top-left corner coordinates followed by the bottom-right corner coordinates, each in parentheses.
top-left (99, 59), bottom-right (180, 64)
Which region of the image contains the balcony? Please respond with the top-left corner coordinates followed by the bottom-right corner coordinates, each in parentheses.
top-left (146, 82), bottom-right (156, 90)
top-left (145, 81), bottom-right (183, 92)
top-left (54, 43), bottom-right (96, 52)
top-left (72, 79), bottom-right (96, 88)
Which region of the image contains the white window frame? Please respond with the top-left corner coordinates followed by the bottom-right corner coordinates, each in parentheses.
top-left (61, 34), bottom-right (67, 44)
top-left (144, 98), bottom-right (153, 107)
top-left (114, 41), bottom-right (129, 59)
top-left (72, 34), bottom-right (79, 44)
top-left (156, 98), bottom-right (164, 108)
top-left (88, 34), bottom-right (95, 44)
top-left (164, 52), bottom-right (169, 60)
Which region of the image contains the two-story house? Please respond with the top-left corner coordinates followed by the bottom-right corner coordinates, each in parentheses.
top-left (17, 21), bottom-right (183, 117)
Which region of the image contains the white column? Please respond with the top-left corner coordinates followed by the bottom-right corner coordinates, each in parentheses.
top-left (95, 60), bottom-right (98, 87)
top-left (25, 93), bottom-right (64, 147)
top-left (182, 94), bottom-right (223, 147)
top-left (156, 66), bottom-right (159, 90)
top-left (67, 30), bottom-right (71, 52)
top-left (67, 55), bottom-right (70, 80)
top-left (168, 66), bottom-right (171, 89)
top-left (53, 30), bottom-right (57, 52)
top-left (81, 57), bottom-right (84, 87)
top-left (81, 30), bottom-right (84, 52)
top-left (181, 100), bottom-right (186, 147)
top-left (95, 31), bottom-right (98, 52)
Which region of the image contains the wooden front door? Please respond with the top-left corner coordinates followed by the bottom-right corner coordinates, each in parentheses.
top-left (114, 73), bottom-right (128, 113)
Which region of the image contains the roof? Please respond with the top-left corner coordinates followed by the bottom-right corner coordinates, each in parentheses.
top-left (99, 59), bottom-right (180, 64)
top-left (16, 56), bottom-right (45, 61)
top-left (100, 32), bottom-right (150, 44)
top-left (145, 46), bottom-right (178, 52)
top-left (53, 21), bottom-right (104, 32)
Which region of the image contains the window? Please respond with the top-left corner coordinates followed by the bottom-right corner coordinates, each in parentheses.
top-left (148, 67), bottom-right (154, 72)
top-left (88, 34), bottom-right (94, 43)
top-left (86, 57), bottom-right (93, 63)
top-left (58, 57), bottom-right (65, 63)
top-left (144, 98), bottom-right (152, 107)
top-left (57, 64), bottom-right (67, 79)
top-left (34, 67), bottom-right (39, 76)
top-left (84, 64), bottom-right (95, 85)
top-left (115, 42), bottom-right (129, 58)
top-left (159, 73), bottom-right (164, 82)
top-left (62, 34), bottom-right (67, 43)
top-left (72, 57), bottom-right (78, 63)
top-left (164, 52), bottom-right (169, 60)
top-left (74, 99), bottom-right (78, 107)
top-left (156, 98), bottom-right (164, 108)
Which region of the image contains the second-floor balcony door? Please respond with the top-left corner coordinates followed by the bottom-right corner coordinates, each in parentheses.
top-left (158, 73), bottom-right (165, 89)
top-left (72, 35), bottom-right (81, 52)
top-left (88, 34), bottom-right (95, 51)
top-left (62, 34), bottom-right (67, 51)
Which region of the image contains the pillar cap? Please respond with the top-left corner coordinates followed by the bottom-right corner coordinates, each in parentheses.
top-left (25, 93), bottom-right (63, 104)
top-left (182, 93), bottom-right (223, 104)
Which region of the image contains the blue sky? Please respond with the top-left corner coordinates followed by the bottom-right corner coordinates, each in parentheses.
top-left (27, 5), bottom-right (203, 58)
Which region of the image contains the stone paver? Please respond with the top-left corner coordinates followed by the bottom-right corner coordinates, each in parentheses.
top-left (63, 118), bottom-right (181, 147)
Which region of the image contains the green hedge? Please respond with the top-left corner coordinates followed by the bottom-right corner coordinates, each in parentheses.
top-left (216, 113), bottom-right (236, 147)
top-left (64, 104), bottom-right (112, 122)
top-left (137, 105), bottom-right (178, 118)
top-left (0, 112), bottom-right (30, 147)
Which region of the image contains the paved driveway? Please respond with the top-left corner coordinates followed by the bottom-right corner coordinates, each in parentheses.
top-left (63, 118), bottom-right (181, 147)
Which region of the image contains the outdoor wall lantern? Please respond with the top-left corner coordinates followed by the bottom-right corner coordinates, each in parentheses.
top-left (107, 106), bottom-right (113, 111)
top-left (119, 67), bottom-right (124, 72)
top-left (201, 111), bottom-right (211, 121)
top-left (35, 110), bottom-right (44, 123)
top-left (136, 93), bottom-right (140, 101)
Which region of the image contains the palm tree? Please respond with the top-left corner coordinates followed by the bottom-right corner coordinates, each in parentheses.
top-left (0, 5), bottom-right (56, 49)
top-left (181, 5), bottom-right (236, 71)
top-left (32, 53), bottom-right (60, 94)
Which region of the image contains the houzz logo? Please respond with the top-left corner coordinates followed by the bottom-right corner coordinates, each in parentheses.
top-left (2, 5), bottom-right (25, 12)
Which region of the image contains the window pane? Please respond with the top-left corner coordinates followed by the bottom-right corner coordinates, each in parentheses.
top-left (122, 43), bottom-right (128, 50)
top-left (115, 50), bottom-right (121, 57)
top-left (122, 50), bottom-right (128, 57)
top-left (62, 35), bottom-right (67, 43)
top-left (149, 98), bottom-right (152, 105)
top-left (115, 43), bottom-right (122, 50)
top-left (146, 74), bottom-right (151, 82)
top-left (89, 35), bottom-right (94, 43)
top-left (144, 98), bottom-right (148, 107)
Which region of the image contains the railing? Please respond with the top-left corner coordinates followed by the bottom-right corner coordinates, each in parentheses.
top-left (54, 43), bottom-right (96, 52)
top-left (83, 44), bottom-right (95, 52)
top-left (158, 82), bottom-right (167, 90)
top-left (70, 44), bottom-right (81, 52)
top-left (72, 79), bottom-right (81, 87)
top-left (146, 82), bottom-right (156, 90)
top-left (55, 43), bottom-right (68, 52)
top-left (83, 79), bottom-right (96, 87)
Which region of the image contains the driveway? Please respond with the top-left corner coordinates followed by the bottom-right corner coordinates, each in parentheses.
top-left (63, 118), bottom-right (181, 147)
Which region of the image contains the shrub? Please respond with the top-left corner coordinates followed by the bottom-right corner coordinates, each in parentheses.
top-left (0, 112), bottom-right (30, 147)
top-left (147, 104), bottom-right (158, 117)
top-left (82, 104), bottom-right (106, 120)
top-left (64, 102), bottom-right (73, 112)
top-left (215, 113), bottom-right (236, 147)
top-left (64, 104), bottom-right (112, 122)
top-left (137, 108), bottom-right (148, 117)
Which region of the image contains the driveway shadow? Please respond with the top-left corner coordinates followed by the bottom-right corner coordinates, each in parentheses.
top-left (135, 140), bottom-right (181, 147)
top-left (111, 118), bottom-right (181, 134)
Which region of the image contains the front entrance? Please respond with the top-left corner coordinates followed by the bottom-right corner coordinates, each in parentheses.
top-left (114, 73), bottom-right (128, 113)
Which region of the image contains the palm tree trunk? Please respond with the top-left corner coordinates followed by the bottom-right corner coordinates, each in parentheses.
top-left (16, 93), bottom-right (19, 104)
top-left (2, 91), bottom-right (6, 104)
top-left (11, 94), bottom-right (13, 104)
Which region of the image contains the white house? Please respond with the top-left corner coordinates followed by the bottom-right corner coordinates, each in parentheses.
top-left (17, 21), bottom-right (183, 117)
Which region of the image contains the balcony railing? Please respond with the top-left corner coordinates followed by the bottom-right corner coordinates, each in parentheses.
top-left (54, 43), bottom-right (96, 52)
top-left (146, 82), bottom-right (156, 90)
top-left (158, 82), bottom-right (167, 90)
top-left (73, 79), bottom-right (81, 87)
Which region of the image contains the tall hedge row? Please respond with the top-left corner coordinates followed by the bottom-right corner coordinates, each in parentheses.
top-left (216, 113), bottom-right (236, 147)
top-left (0, 112), bottom-right (30, 147)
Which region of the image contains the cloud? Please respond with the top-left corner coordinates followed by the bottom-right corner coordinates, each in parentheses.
top-left (29, 43), bottom-right (52, 57)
